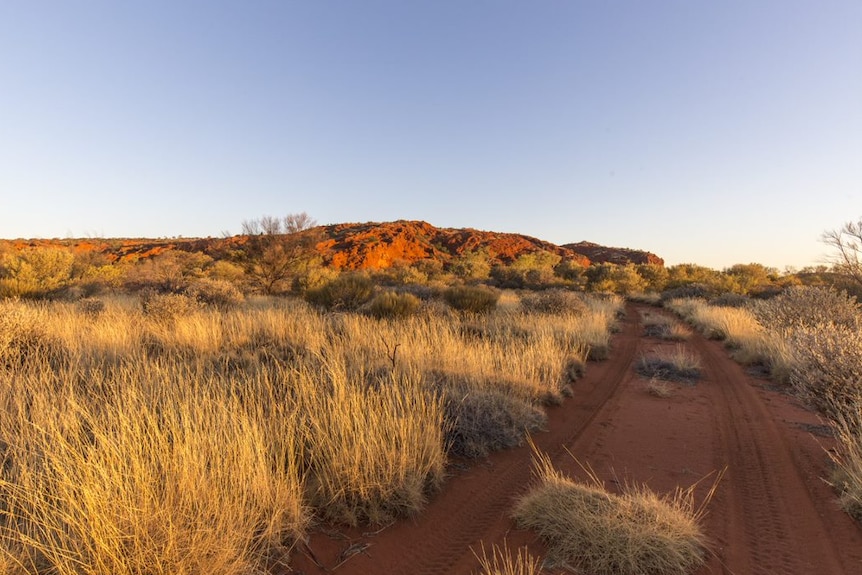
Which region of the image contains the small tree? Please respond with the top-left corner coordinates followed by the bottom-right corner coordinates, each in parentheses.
top-left (449, 249), bottom-right (492, 281)
top-left (240, 213), bottom-right (321, 294)
top-left (823, 218), bottom-right (862, 290)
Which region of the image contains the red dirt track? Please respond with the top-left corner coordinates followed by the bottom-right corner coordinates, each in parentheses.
top-left (288, 304), bottom-right (862, 575)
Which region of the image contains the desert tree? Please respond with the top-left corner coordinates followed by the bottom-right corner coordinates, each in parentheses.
top-left (823, 218), bottom-right (862, 290)
top-left (240, 212), bottom-right (322, 294)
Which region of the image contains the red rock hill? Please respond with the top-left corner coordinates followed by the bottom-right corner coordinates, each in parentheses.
top-left (0, 221), bottom-right (662, 269)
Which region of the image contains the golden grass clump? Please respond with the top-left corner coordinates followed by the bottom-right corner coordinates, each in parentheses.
top-left (512, 447), bottom-right (711, 575)
top-left (472, 542), bottom-right (542, 575)
top-left (646, 379), bottom-right (674, 398)
top-left (0, 372), bottom-right (309, 575)
top-left (298, 366), bottom-right (446, 526)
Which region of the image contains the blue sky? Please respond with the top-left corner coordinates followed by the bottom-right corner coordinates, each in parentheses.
top-left (1, 1), bottom-right (860, 269)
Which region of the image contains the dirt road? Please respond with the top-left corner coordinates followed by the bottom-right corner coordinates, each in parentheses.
top-left (288, 304), bottom-right (862, 574)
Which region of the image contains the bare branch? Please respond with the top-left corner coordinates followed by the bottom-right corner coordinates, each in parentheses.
top-left (823, 218), bottom-right (862, 289)
top-left (283, 212), bottom-right (317, 234)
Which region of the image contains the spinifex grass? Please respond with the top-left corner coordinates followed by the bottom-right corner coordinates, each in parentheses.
top-left (513, 446), bottom-right (715, 575)
top-left (0, 292), bottom-right (618, 573)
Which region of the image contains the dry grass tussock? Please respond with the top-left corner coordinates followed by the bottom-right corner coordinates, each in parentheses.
top-left (512, 445), bottom-right (715, 575)
top-left (637, 345), bottom-right (701, 384)
top-left (0, 292), bottom-right (616, 574)
top-left (664, 298), bottom-right (795, 382)
top-left (827, 403), bottom-right (862, 521)
top-left (472, 542), bottom-right (542, 575)
top-left (640, 310), bottom-right (691, 341)
top-left (646, 379), bottom-right (674, 398)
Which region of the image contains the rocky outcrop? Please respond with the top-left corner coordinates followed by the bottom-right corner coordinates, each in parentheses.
top-left (316, 220), bottom-right (590, 269)
top-left (564, 241), bottom-right (664, 266)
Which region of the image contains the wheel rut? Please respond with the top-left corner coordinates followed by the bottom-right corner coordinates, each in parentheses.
top-left (289, 304), bottom-right (862, 575)
top-left (289, 303), bottom-right (642, 575)
top-left (691, 333), bottom-right (853, 575)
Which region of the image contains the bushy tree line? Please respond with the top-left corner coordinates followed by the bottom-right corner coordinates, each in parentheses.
top-left (6, 214), bottom-right (861, 301)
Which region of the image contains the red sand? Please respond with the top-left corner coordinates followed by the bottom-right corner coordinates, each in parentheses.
top-left (286, 304), bottom-right (862, 574)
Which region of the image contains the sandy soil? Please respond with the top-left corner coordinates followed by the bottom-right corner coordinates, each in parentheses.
top-left (286, 303), bottom-right (862, 574)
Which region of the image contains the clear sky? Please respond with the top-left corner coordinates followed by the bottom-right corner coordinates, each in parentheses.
top-left (1, 1), bottom-right (860, 270)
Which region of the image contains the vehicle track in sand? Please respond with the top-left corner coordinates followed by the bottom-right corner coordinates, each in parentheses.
top-left (288, 304), bottom-right (862, 575)
top-left (289, 304), bottom-right (641, 575)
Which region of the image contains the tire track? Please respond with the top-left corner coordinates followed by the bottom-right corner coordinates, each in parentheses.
top-left (691, 332), bottom-right (849, 575)
top-left (290, 303), bottom-right (642, 575)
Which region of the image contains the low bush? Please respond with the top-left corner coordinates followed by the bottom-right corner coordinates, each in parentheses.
top-left (827, 404), bottom-right (862, 522)
top-left (787, 323), bottom-right (862, 417)
top-left (438, 381), bottom-right (546, 458)
top-left (710, 292), bottom-right (750, 308)
top-left (366, 291), bottom-right (421, 319)
top-left (185, 278), bottom-right (245, 309)
top-left (140, 291), bottom-right (201, 323)
top-left (660, 283), bottom-right (713, 303)
top-left (77, 297), bottom-right (106, 317)
top-left (751, 286), bottom-right (860, 331)
top-left (443, 285), bottom-right (499, 314)
top-left (305, 273), bottom-right (374, 311)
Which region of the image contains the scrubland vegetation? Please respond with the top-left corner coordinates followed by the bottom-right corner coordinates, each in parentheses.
top-left (0, 287), bottom-right (620, 574)
top-left (4, 215), bottom-right (862, 571)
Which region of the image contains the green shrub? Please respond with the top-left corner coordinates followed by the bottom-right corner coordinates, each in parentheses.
top-left (519, 289), bottom-right (587, 315)
top-left (585, 263), bottom-right (647, 294)
top-left (660, 283), bottom-right (714, 303)
top-left (305, 273), bottom-right (374, 311)
top-left (366, 291), bottom-right (421, 319)
top-left (443, 285), bottom-right (499, 314)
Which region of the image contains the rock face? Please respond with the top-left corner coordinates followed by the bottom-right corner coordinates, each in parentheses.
top-left (316, 220), bottom-right (590, 269)
top-left (564, 241), bottom-right (664, 266)
top-left (0, 222), bottom-right (663, 270)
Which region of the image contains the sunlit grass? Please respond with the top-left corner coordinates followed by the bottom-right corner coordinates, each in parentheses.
top-left (0, 291), bottom-right (618, 573)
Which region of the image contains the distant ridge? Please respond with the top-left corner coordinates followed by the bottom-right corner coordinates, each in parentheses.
top-left (564, 241), bottom-right (664, 266)
top-left (0, 221), bottom-right (663, 269)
